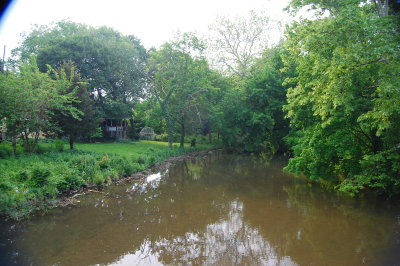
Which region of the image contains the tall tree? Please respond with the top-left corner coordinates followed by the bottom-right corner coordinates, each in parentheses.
top-left (13, 21), bottom-right (148, 119)
top-left (0, 58), bottom-right (79, 154)
top-left (208, 10), bottom-right (273, 78)
top-left (148, 33), bottom-right (212, 148)
top-left (283, 0), bottom-right (400, 195)
top-left (212, 47), bottom-right (290, 153)
top-left (51, 61), bottom-right (100, 149)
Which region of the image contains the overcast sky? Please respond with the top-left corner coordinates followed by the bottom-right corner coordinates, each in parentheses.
top-left (0, 0), bottom-right (291, 59)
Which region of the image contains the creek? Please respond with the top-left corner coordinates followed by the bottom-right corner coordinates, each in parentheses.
top-left (1, 152), bottom-right (399, 265)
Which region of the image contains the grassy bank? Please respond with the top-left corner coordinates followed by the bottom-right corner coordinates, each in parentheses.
top-left (0, 141), bottom-right (213, 219)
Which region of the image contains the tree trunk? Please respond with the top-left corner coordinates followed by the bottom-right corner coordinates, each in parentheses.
top-left (161, 104), bottom-right (174, 149)
top-left (166, 114), bottom-right (174, 149)
top-left (32, 131), bottom-right (40, 153)
top-left (69, 136), bottom-right (75, 150)
top-left (180, 116), bottom-right (185, 148)
top-left (22, 131), bottom-right (30, 153)
top-left (167, 122), bottom-right (174, 149)
top-left (208, 131), bottom-right (212, 144)
top-left (12, 135), bottom-right (17, 156)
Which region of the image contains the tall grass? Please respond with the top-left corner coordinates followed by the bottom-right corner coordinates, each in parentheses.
top-left (0, 140), bottom-right (213, 219)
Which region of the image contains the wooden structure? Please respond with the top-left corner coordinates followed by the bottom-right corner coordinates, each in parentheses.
top-left (104, 119), bottom-right (128, 139)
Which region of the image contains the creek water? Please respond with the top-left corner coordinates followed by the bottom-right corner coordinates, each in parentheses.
top-left (1, 152), bottom-right (400, 265)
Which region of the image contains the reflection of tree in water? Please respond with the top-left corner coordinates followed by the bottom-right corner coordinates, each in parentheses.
top-left (267, 182), bottom-right (400, 266)
top-left (5, 152), bottom-right (400, 266)
top-left (129, 199), bottom-right (297, 265)
top-left (120, 155), bottom-right (296, 265)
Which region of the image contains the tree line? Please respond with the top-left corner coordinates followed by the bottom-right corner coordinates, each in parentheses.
top-left (0, 0), bottom-right (399, 196)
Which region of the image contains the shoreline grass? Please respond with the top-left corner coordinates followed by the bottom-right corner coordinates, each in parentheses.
top-left (0, 140), bottom-right (214, 220)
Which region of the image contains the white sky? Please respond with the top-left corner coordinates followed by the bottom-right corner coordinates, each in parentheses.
top-left (0, 0), bottom-right (291, 59)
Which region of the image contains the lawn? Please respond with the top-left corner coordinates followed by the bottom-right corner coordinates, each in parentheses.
top-left (76, 140), bottom-right (212, 157)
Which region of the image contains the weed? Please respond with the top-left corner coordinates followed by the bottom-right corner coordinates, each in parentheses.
top-left (98, 154), bottom-right (110, 169)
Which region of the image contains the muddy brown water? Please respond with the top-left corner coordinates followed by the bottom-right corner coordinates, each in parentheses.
top-left (1, 152), bottom-right (400, 265)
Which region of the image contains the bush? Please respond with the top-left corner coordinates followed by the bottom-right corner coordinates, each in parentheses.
top-left (0, 142), bottom-right (13, 158)
top-left (16, 170), bottom-right (29, 182)
top-left (148, 156), bottom-right (156, 165)
top-left (0, 180), bottom-right (13, 192)
top-left (30, 166), bottom-right (52, 187)
top-left (137, 157), bottom-right (146, 165)
top-left (92, 172), bottom-right (106, 186)
top-left (98, 154), bottom-right (110, 169)
top-left (54, 140), bottom-right (65, 152)
top-left (154, 133), bottom-right (179, 142)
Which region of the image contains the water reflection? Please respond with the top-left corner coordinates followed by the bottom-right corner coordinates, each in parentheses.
top-left (114, 199), bottom-right (297, 265)
top-left (0, 152), bottom-right (399, 265)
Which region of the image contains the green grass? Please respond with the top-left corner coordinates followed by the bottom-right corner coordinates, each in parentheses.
top-left (0, 140), bottom-right (214, 219)
top-left (76, 140), bottom-right (212, 157)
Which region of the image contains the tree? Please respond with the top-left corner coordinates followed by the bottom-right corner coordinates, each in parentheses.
top-left (51, 61), bottom-right (100, 149)
top-left (283, 0), bottom-right (400, 195)
top-left (207, 10), bottom-right (273, 78)
top-left (13, 20), bottom-right (148, 120)
top-left (0, 58), bottom-right (79, 154)
top-left (212, 47), bottom-right (290, 153)
top-left (148, 33), bottom-right (213, 148)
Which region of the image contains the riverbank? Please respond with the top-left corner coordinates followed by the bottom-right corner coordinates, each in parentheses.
top-left (58, 148), bottom-right (220, 207)
top-left (0, 141), bottom-right (217, 220)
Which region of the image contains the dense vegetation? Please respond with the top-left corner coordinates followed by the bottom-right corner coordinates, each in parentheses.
top-left (0, 140), bottom-right (210, 219)
top-left (0, 0), bottom-right (399, 220)
top-left (283, 0), bottom-right (400, 195)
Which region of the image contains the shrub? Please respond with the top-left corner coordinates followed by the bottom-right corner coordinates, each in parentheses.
top-left (98, 154), bottom-right (110, 169)
top-left (191, 138), bottom-right (196, 147)
top-left (54, 140), bottom-right (65, 152)
top-left (92, 172), bottom-right (106, 186)
top-left (0, 180), bottom-right (13, 192)
top-left (137, 157), bottom-right (146, 165)
top-left (30, 166), bottom-right (52, 187)
top-left (0, 142), bottom-right (13, 158)
top-left (16, 170), bottom-right (29, 182)
top-left (55, 173), bottom-right (85, 192)
top-left (149, 156), bottom-right (156, 165)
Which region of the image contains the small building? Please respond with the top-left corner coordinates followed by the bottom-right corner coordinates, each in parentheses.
top-left (139, 127), bottom-right (155, 140)
top-left (104, 118), bottom-right (128, 139)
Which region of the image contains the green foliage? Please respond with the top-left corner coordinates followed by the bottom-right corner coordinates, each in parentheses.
top-left (90, 127), bottom-right (103, 139)
top-left (0, 142), bottom-right (14, 158)
top-left (213, 47), bottom-right (290, 153)
top-left (155, 133), bottom-right (179, 142)
top-left (0, 141), bottom-right (212, 219)
top-left (283, 0), bottom-right (400, 195)
top-left (148, 33), bottom-right (215, 148)
top-left (31, 165), bottom-right (52, 187)
top-left (53, 140), bottom-right (65, 152)
top-left (56, 173), bottom-right (85, 192)
top-left (0, 57), bottom-right (80, 154)
top-left (98, 154), bottom-right (110, 169)
top-left (13, 21), bottom-right (148, 119)
top-left (50, 61), bottom-right (100, 149)
top-left (338, 149), bottom-right (400, 196)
